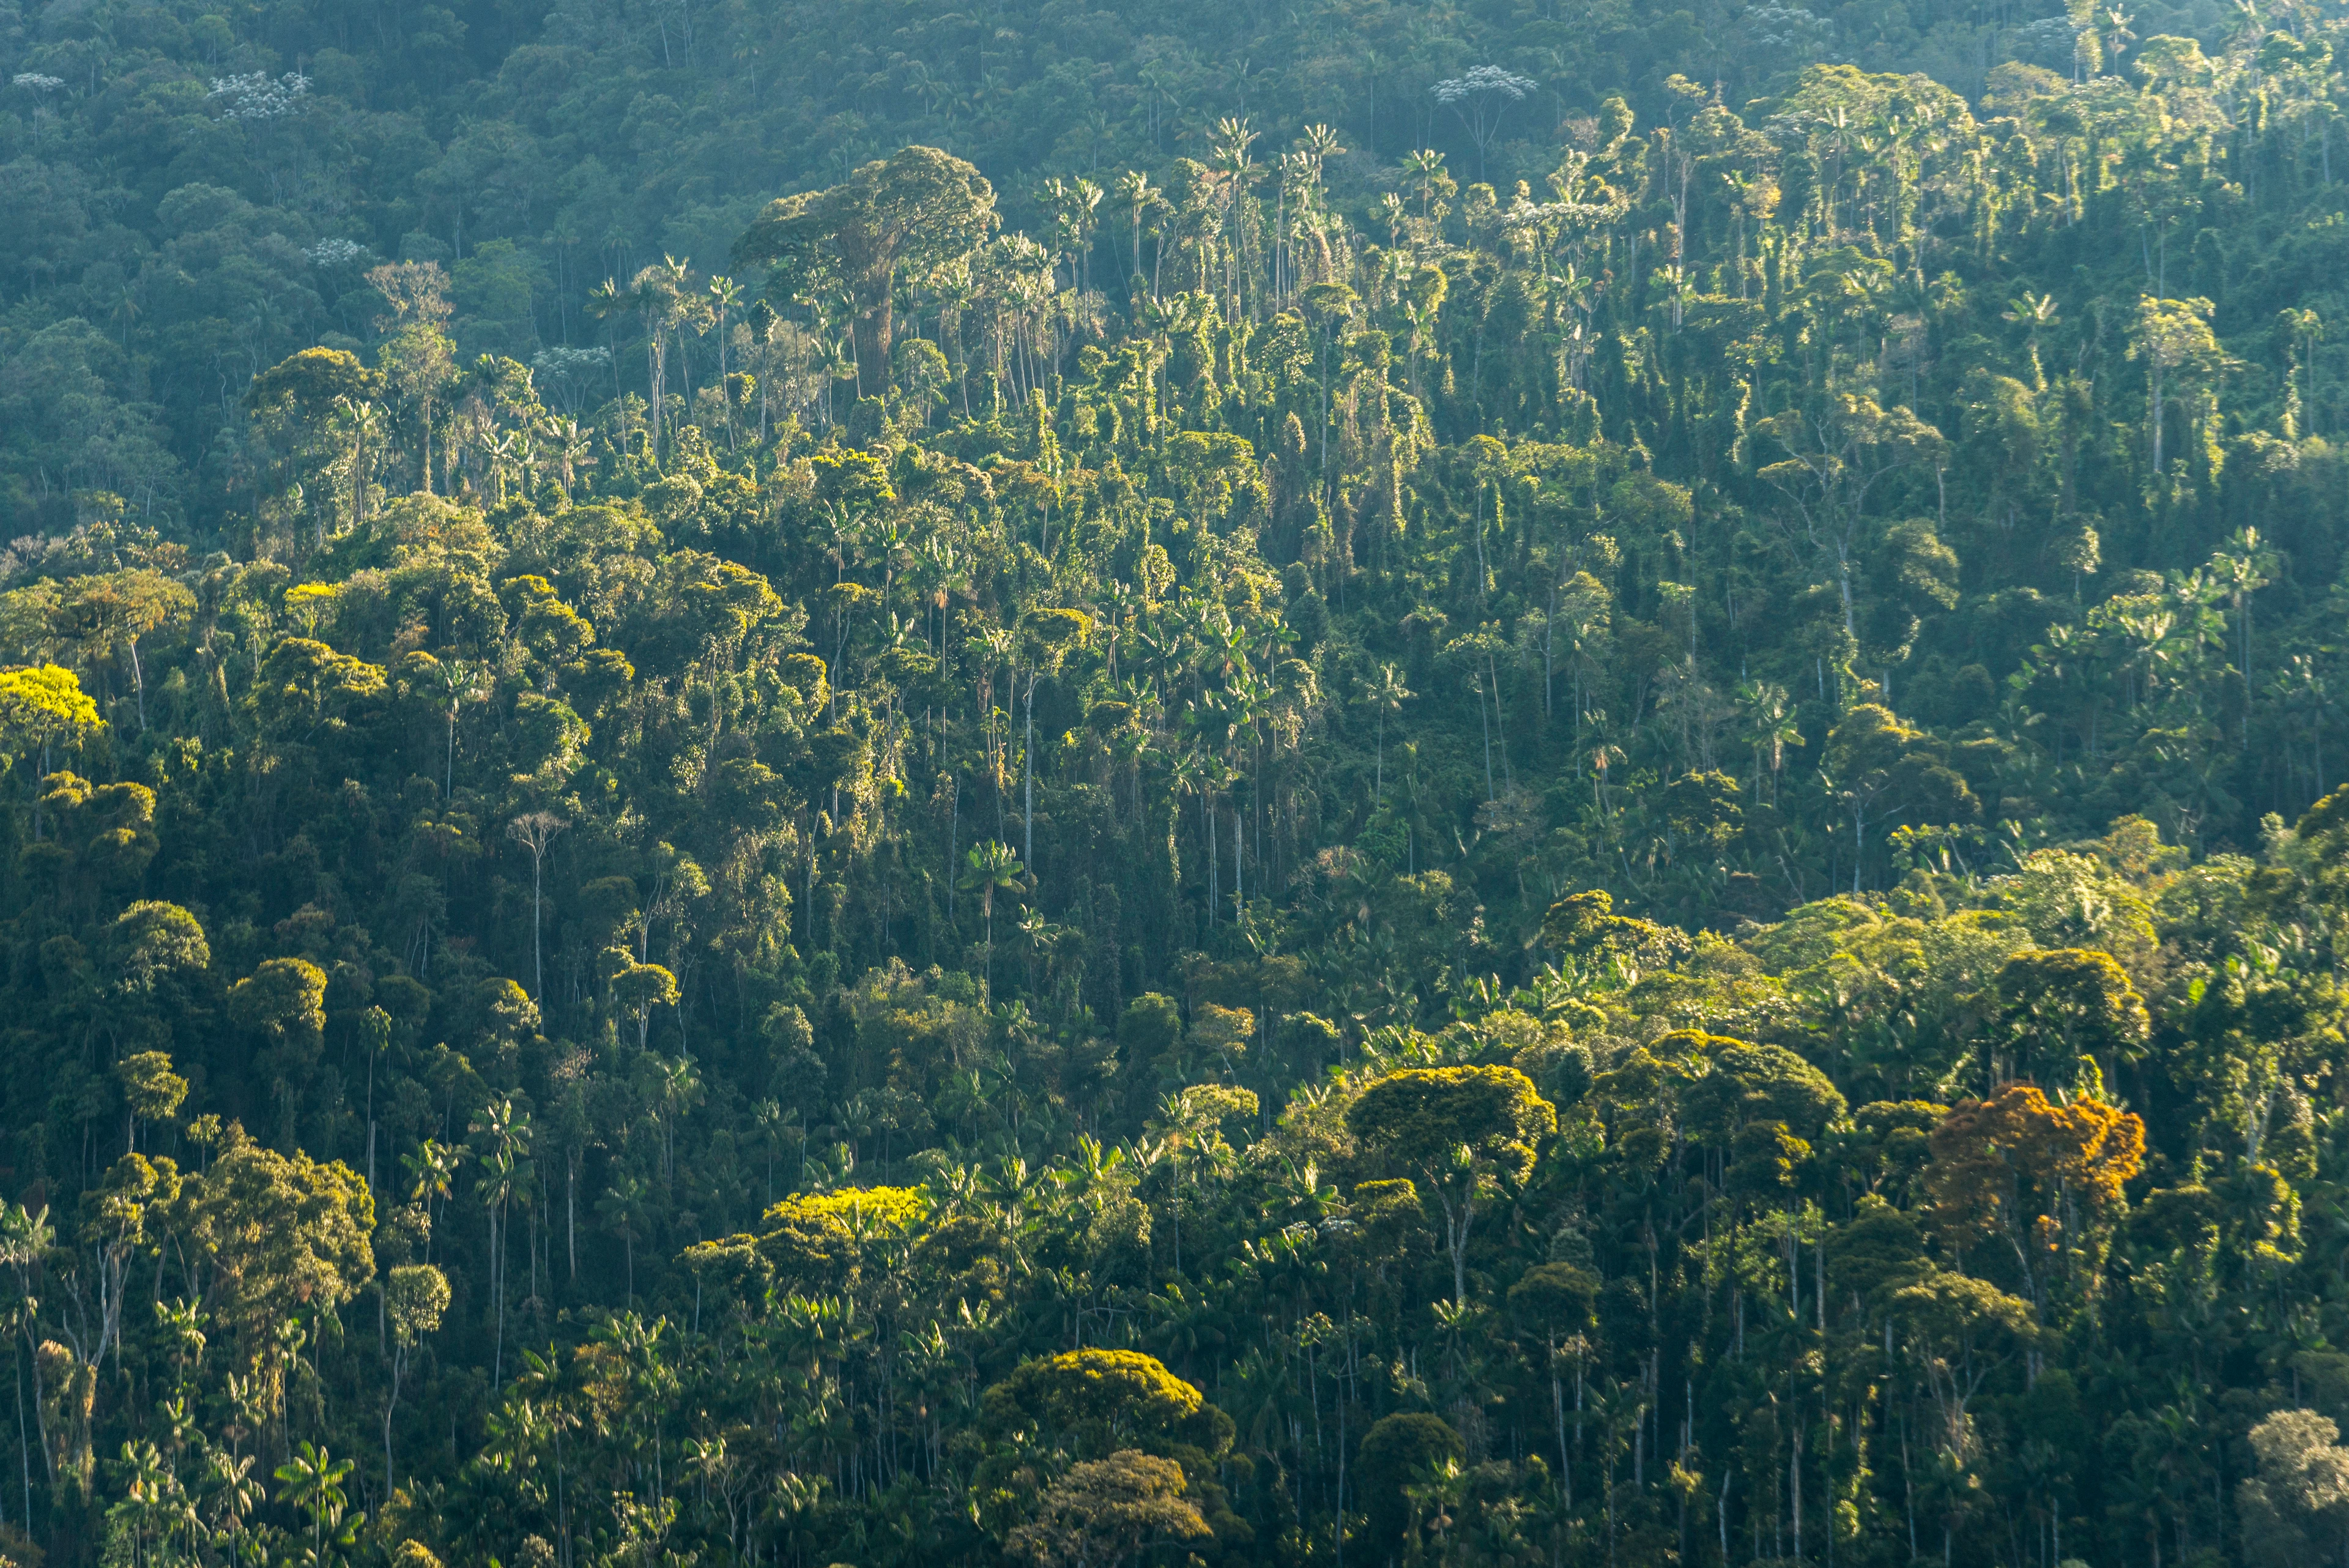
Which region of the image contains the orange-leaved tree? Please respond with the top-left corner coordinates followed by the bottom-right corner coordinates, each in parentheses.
top-left (1924, 1082), bottom-right (2143, 1323)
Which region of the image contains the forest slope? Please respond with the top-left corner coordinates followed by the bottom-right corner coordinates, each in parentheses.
top-left (0, 0), bottom-right (2345, 1566)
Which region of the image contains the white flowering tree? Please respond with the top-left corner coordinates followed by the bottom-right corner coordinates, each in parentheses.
top-left (1431, 65), bottom-right (1537, 180)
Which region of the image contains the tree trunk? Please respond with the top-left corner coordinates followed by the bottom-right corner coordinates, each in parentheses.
top-left (855, 273), bottom-right (894, 399)
top-left (385, 1345), bottom-right (404, 1491)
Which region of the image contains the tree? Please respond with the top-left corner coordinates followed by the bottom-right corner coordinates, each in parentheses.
top-left (114, 1051), bottom-right (187, 1153)
top-left (1737, 680), bottom-right (1802, 803)
top-left (403, 1137), bottom-right (469, 1246)
top-left (80, 1151), bottom-right (178, 1367)
top-left (1348, 1066), bottom-right (1555, 1303)
top-left (176, 1128), bottom-right (374, 1416)
top-left (1151, 1084), bottom-right (1258, 1270)
top-left (596, 1175), bottom-right (651, 1301)
top-left (250, 345), bottom-right (382, 414)
top-left (381, 1263), bottom-right (449, 1490)
top-left (1757, 395), bottom-right (1948, 641)
top-left (2128, 295), bottom-right (2222, 473)
top-left (423, 655), bottom-right (492, 798)
top-left (623, 256), bottom-right (711, 456)
top-left (369, 262), bottom-right (459, 492)
top-left (252, 638), bottom-right (386, 741)
top-left (2239, 1410), bottom-right (2349, 1568)
top-left (249, 347), bottom-right (387, 535)
top-left (507, 811), bottom-right (570, 1001)
top-left (1890, 1268), bottom-right (2037, 1488)
top-left (1822, 704), bottom-right (1976, 893)
top-left (960, 840), bottom-right (1022, 1001)
top-left (63, 570), bottom-right (194, 730)
top-left (1539, 889), bottom-right (1683, 978)
top-left (1431, 66), bottom-right (1537, 180)
top-left (1005, 1450), bottom-right (1211, 1568)
top-left (735, 146), bottom-right (998, 397)
top-left (0, 664), bottom-right (101, 797)
top-left (607, 953), bottom-right (680, 1052)
top-left (1992, 947), bottom-right (2150, 1088)
top-left (1924, 1082), bottom-right (2143, 1320)
top-left (2278, 307), bottom-right (2323, 439)
top-left (1677, 1033), bottom-right (1847, 1146)
top-left (229, 957), bottom-right (328, 1145)
top-left (275, 1443), bottom-right (363, 1568)
top-left (1114, 170), bottom-right (1157, 284)
top-left (1356, 1413), bottom-right (1465, 1551)
top-left (1020, 608), bottom-right (1091, 864)
top-left (1118, 992), bottom-right (1182, 1089)
top-left (2210, 526), bottom-right (2277, 747)
top-left (472, 1093), bottom-right (533, 1379)
top-left (1509, 1263), bottom-right (1598, 1492)
top-left (106, 900), bottom-right (209, 997)
top-left (982, 1348), bottom-right (1229, 1458)
top-left (1360, 661), bottom-right (1412, 804)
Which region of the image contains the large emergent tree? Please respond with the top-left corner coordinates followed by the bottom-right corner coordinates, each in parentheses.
top-left (1348, 1066), bottom-right (1556, 1304)
top-left (733, 145), bottom-right (998, 398)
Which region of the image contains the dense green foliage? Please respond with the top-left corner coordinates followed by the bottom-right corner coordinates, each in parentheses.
top-left (2, 0), bottom-right (2349, 1564)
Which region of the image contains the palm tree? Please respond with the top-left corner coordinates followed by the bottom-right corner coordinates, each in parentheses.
top-left (1114, 171), bottom-right (1156, 286)
top-left (2279, 307), bottom-right (2323, 437)
top-left (333, 394), bottom-right (383, 532)
top-left (2211, 526), bottom-right (2276, 745)
top-left (472, 1100), bottom-right (530, 1383)
top-left (1041, 176), bottom-right (1104, 292)
top-left (539, 415), bottom-right (595, 500)
top-left (474, 1147), bottom-right (521, 1382)
top-left (1360, 663), bottom-right (1413, 806)
top-left (432, 656), bottom-right (491, 800)
top-left (1015, 908), bottom-right (1053, 998)
top-left (707, 274), bottom-right (744, 379)
top-left (1300, 122), bottom-right (1345, 191)
top-left (959, 841), bottom-right (1022, 1002)
top-left (585, 277), bottom-right (633, 412)
top-left (596, 1174), bottom-right (651, 1302)
top-left (1589, 730), bottom-right (1625, 812)
top-left (2003, 291), bottom-right (2060, 390)
top-left (273, 1444), bottom-right (358, 1566)
top-left (402, 1137), bottom-right (469, 1254)
top-left (1737, 682), bottom-right (1801, 804)
top-left (1402, 148), bottom-right (1449, 223)
top-left (707, 273), bottom-right (746, 445)
top-left (1133, 291), bottom-right (1181, 414)
top-left (654, 1054), bottom-right (701, 1180)
top-left (2274, 653), bottom-right (2334, 806)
